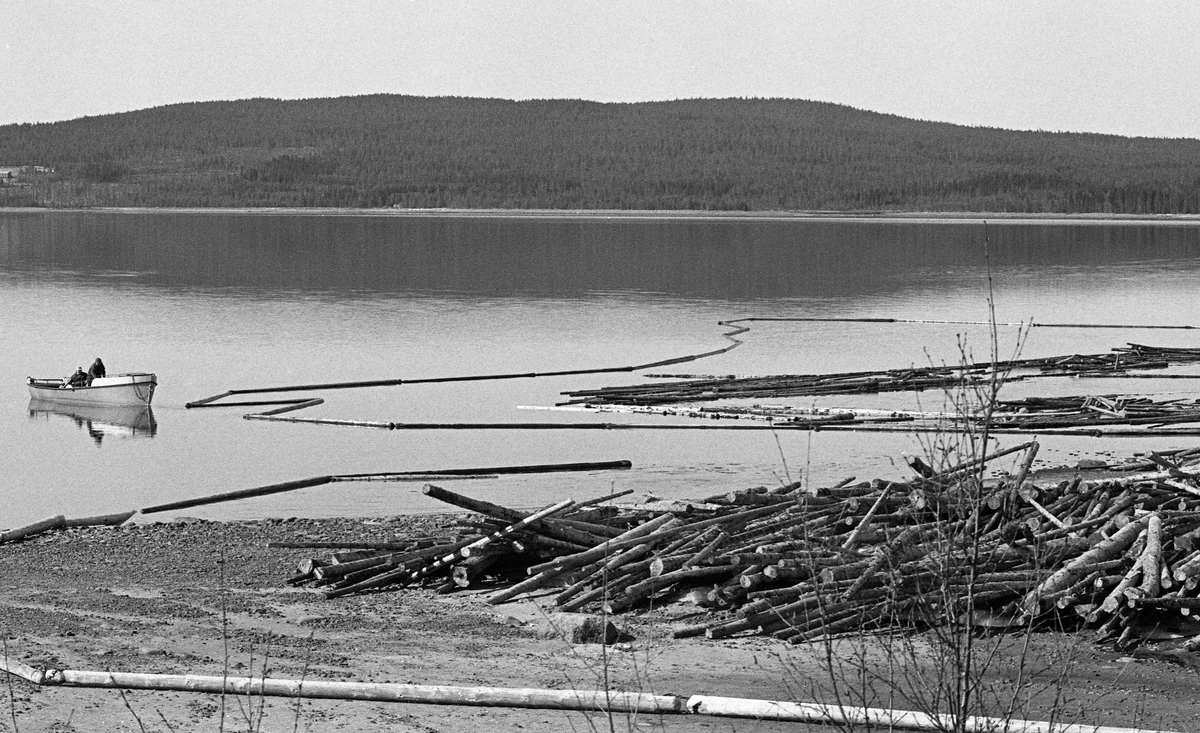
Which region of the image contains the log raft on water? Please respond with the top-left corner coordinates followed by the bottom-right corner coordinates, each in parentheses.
top-left (279, 441), bottom-right (1200, 650)
top-left (559, 343), bottom-right (1200, 409)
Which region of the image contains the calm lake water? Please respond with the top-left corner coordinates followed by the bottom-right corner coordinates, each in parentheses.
top-left (3, 211), bottom-right (1200, 527)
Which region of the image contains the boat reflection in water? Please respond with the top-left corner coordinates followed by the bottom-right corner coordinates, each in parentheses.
top-left (28, 401), bottom-right (157, 446)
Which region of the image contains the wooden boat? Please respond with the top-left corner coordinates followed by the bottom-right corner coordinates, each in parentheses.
top-left (27, 373), bottom-right (157, 407)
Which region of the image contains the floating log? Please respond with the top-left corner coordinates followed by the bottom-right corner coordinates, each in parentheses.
top-left (141, 476), bottom-right (335, 514)
top-left (250, 399), bottom-right (325, 416)
top-left (348, 460), bottom-right (632, 478)
top-left (141, 461), bottom-right (630, 515)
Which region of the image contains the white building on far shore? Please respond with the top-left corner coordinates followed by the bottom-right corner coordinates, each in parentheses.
top-left (0, 165), bottom-right (54, 184)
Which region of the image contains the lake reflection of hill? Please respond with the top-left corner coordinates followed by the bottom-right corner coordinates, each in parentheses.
top-left (28, 402), bottom-right (157, 446)
top-left (3, 213), bottom-right (1200, 302)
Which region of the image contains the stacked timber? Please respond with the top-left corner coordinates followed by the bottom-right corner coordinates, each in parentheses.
top-left (286, 442), bottom-right (1200, 650)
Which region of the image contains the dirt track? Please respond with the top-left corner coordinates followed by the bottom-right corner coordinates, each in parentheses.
top-left (2, 515), bottom-right (1199, 732)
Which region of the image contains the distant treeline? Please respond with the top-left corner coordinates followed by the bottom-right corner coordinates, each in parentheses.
top-left (1, 95), bottom-right (1199, 213)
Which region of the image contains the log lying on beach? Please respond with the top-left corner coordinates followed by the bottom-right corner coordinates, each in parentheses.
top-left (0, 515), bottom-right (66, 544)
top-left (7, 654), bottom-right (1172, 732)
top-left (1, 510), bottom-right (136, 545)
top-left (280, 441), bottom-right (1200, 650)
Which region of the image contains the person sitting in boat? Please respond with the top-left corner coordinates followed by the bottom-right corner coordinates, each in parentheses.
top-left (66, 367), bottom-right (88, 387)
top-left (87, 357), bottom-right (106, 385)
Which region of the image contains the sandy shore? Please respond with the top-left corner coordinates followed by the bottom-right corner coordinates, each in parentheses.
top-left (3, 514), bottom-right (1200, 733)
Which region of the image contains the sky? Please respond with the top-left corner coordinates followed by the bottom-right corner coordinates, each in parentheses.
top-left (4, 1), bottom-right (1200, 139)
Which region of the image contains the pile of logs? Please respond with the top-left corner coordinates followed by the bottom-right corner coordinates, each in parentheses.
top-left (561, 343), bottom-right (1200, 406)
top-left (286, 441), bottom-right (1200, 649)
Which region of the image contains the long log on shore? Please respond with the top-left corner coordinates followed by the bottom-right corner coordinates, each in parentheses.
top-left (6, 654), bottom-right (1174, 732)
top-left (0, 656), bottom-right (686, 714)
top-left (1, 510), bottom-right (138, 545)
top-left (0, 515), bottom-right (66, 544)
top-left (63, 510), bottom-right (138, 528)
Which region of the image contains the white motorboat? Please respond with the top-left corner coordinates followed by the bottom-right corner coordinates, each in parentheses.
top-left (27, 373), bottom-right (158, 407)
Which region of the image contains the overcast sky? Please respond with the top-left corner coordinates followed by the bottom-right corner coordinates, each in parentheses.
top-left (4, 1), bottom-right (1199, 139)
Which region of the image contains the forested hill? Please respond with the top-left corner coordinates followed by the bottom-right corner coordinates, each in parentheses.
top-left (2, 95), bottom-right (1199, 213)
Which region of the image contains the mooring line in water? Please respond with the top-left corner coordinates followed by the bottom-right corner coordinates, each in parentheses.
top-left (724, 316), bottom-right (1198, 329)
top-left (242, 415), bottom-right (873, 430)
top-left (237, 413), bottom-right (1200, 437)
top-left (186, 338), bottom-right (744, 407)
top-left (182, 311), bottom-right (1195, 439)
top-left (186, 398), bottom-right (321, 408)
top-left (183, 318), bottom-right (766, 408)
top-left (186, 315), bottom-right (1196, 412)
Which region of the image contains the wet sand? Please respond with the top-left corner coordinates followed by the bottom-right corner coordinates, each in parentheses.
top-left (3, 515), bottom-right (1198, 733)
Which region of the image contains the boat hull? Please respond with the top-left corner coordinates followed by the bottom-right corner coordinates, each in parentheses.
top-left (27, 373), bottom-right (157, 407)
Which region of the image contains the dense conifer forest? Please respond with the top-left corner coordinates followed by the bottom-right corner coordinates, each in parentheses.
top-left (1, 95), bottom-right (1198, 213)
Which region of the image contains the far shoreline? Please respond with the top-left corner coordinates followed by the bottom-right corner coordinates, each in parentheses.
top-left (5, 206), bottom-right (1200, 225)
